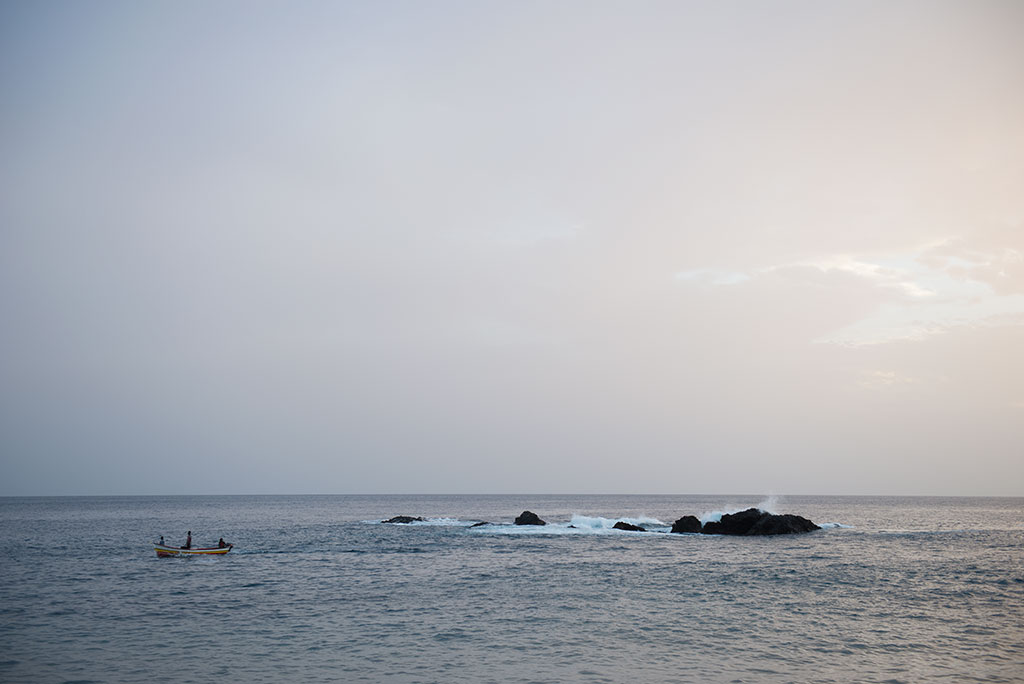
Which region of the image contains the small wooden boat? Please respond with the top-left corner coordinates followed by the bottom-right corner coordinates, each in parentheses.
top-left (155, 543), bottom-right (232, 557)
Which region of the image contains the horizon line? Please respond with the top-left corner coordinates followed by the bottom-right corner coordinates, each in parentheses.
top-left (1, 492), bottom-right (1021, 499)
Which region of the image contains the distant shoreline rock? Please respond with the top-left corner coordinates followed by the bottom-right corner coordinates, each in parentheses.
top-left (514, 510), bottom-right (546, 526)
top-left (670, 515), bottom-right (702, 534)
top-left (612, 521), bottom-right (646, 532)
top-left (745, 512), bottom-right (820, 535)
top-left (381, 516), bottom-right (425, 524)
top-left (700, 508), bottom-right (819, 536)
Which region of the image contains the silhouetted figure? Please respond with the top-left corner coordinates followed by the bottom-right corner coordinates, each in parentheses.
top-left (159, 535), bottom-right (164, 545)
top-left (218, 538), bottom-right (227, 548)
top-left (184, 531), bottom-right (192, 549)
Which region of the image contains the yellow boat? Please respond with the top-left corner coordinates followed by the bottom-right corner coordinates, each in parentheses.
top-left (155, 543), bottom-right (232, 557)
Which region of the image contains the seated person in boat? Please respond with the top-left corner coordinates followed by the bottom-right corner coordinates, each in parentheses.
top-left (218, 538), bottom-right (228, 548)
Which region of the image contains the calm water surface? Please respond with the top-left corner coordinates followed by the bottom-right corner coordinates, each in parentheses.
top-left (1, 495), bottom-right (1022, 683)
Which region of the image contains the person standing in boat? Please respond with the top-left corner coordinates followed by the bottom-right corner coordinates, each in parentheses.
top-left (184, 531), bottom-right (192, 549)
top-left (159, 535), bottom-right (164, 546)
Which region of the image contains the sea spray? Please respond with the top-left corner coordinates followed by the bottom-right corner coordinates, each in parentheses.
top-left (756, 494), bottom-right (781, 513)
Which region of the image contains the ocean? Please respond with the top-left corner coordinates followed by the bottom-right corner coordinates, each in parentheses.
top-left (0, 495), bottom-right (1021, 683)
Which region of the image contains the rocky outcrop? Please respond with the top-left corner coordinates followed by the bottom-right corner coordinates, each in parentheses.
top-left (701, 508), bottom-right (765, 535)
top-left (383, 508), bottom-right (818, 535)
top-left (670, 515), bottom-right (702, 534)
top-left (514, 510), bottom-right (546, 526)
top-left (700, 508), bottom-right (819, 536)
top-left (746, 513), bottom-right (820, 535)
top-left (382, 516), bottom-right (425, 524)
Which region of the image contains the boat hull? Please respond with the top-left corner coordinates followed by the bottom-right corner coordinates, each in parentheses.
top-left (155, 544), bottom-right (232, 557)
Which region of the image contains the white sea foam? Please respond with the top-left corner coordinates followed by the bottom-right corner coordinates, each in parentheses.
top-left (420, 517), bottom-right (476, 526)
top-left (363, 517), bottom-right (475, 526)
top-left (819, 522), bottom-right (853, 529)
top-left (569, 515), bottom-right (668, 531)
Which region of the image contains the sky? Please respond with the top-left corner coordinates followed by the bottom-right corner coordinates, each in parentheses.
top-left (1, 0), bottom-right (1022, 496)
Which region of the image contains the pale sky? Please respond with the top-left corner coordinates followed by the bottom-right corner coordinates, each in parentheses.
top-left (1, 1), bottom-right (1022, 496)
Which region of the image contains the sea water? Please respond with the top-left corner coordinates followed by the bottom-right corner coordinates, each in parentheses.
top-left (0, 495), bottom-right (1021, 683)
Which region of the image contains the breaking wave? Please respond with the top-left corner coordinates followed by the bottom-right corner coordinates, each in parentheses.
top-left (569, 515), bottom-right (669, 531)
top-left (475, 519), bottom-right (669, 536)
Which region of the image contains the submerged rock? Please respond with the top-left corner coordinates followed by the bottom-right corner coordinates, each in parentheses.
top-left (469, 521), bottom-right (491, 528)
top-left (670, 515), bottom-right (702, 534)
top-left (700, 508), bottom-right (819, 536)
top-left (514, 510), bottom-right (546, 526)
top-left (382, 516), bottom-right (425, 524)
top-left (613, 521), bottom-right (646, 532)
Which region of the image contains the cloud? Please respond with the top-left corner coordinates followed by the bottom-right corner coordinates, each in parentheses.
top-left (924, 236), bottom-right (1024, 295)
top-left (742, 241), bottom-right (1024, 346)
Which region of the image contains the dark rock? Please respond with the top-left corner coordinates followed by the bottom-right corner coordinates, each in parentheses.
top-left (670, 515), bottom-right (702, 534)
top-left (701, 508), bottom-right (765, 535)
top-left (469, 521), bottom-right (490, 528)
top-left (613, 521), bottom-right (646, 532)
top-left (700, 508), bottom-right (819, 535)
top-left (747, 514), bottom-right (820, 535)
top-left (514, 510), bottom-right (546, 526)
top-left (382, 516), bottom-right (425, 524)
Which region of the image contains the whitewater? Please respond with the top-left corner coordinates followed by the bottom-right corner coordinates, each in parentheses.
top-left (1, 494), bottom-right (1021, 683)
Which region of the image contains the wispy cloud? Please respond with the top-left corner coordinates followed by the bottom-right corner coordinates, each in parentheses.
top-left (922, 236), bottom-right (1024, 295)
top-left (753, 243), bottom-right (1024, 346)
